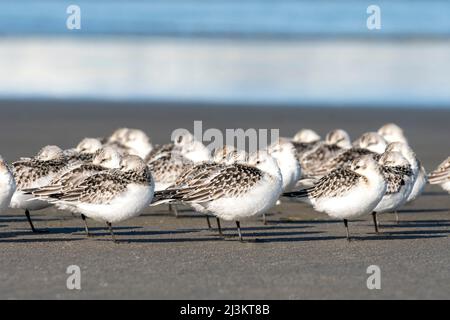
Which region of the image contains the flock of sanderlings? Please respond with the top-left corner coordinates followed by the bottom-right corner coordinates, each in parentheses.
top-left (0, 123), bottom-right (449, 242)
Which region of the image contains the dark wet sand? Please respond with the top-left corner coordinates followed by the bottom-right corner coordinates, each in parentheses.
top-left (0, 100), bottom-right (449, 299)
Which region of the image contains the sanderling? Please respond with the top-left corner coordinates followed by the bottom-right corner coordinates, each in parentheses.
top-left (29, 147), bottom-right (122, 236)
top-left (371, 150), bottom-right (414, 232)
top-left (378, 123), bottom-right (409, 145)
top-left (269, 139), bottom-right (302, 192)
top-left (407, 163), bottom-right (427, 203)
top-left (152, 146), bottom-right (241, 232)
top-left (384, 142), bottom-right (426, 212)
top-left (291, 129), bottom-right (322, 160)
top-left (428, 156), bottom-right (450, 193)
top-left (299, 129), bottom-right (352, 178)
top-left (64, 138), bottom-right (103, 163)
top-left (154, 151), bottom-right (282, 241)
top-left (145, 143), bottom-right (175, 163)
top-left (174, 131), bottom-right (210, 163)
top-left (283, 155), bottom-right (386, 241)
top-left (105, 128), bottom-right (153, 159)
top-left (147, 131), bottom-right (210, 164)
top-left (149, 151), bottom-right (195, 192)
top-left (147, 146), bottom-right (197, 218)
top-left (0, 156), bottom-right (16, 213)
top-left (264, 139), bottom-right (302, 224)
top-left (48, 155), bottom-right (154, 242)
top-left (10, 145), bottom-right (68, 232)
top-left (292, 129), bottom-right (321, 144)
top-left (148, 131), bottom-right (210, 192)
top-left (354, 132), bottom-right (388, 154)
top-left (313, 132), bottom-right (387, 177)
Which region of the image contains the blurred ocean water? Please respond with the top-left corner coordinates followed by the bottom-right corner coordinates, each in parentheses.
top-left (2, 0), bottom-right (450, 38)
top-left (1, 0), bottom-right (450, 107)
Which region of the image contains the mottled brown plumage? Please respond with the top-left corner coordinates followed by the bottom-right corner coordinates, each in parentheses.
top-left (148, 151), bottom-right (194, 186)
top-left (12, 159), bottom-right (68, 190)
top-left (55, 166), bottom-right (153, 205)
top-left (31, 163), bottom-right (108, 197)
top-left (155, 163), bottom-right (263, 203)
top-left (145, 143), bottom-right (175, 163)
top-left (428, 156), bottom-right (450, 184)
top-left (303, 167), bottom-right (366, 199)
top-left (382, 165), bottom-right (413, 194)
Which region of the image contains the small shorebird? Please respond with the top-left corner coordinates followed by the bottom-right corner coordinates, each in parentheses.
top-left (64, 138), bottom-right (103, 163)
top-left (283, 155), bottom-right (387, 241)
top-left (10, 145), bottom-right (68, 233)
top-left (378, 123), bottom-right (409, 145)
top-left (147, 132), bottom-right (210, 191)
top-left (300, 129), bottom-right (352, 178)
top-left (152, 146), bottom-right (243, 232)
top-left (105, 128), bottom-right (153, 159)
top-left (148, 151), bottom-right (194, 192)
top-left (384, 142), bottom-right (426, 219)
top-left (29, 147), bottom-right (122, 236)
top-left (48, 155), bottom-right (154, 242)
top-left (264, 139), bottom-right (301, 224)
top-left (428, 156), bottom-right (450, 193)
top-left (291, 129), bottom-right (322, 161)
top-left (269, 139), bottom-right (302, 192)
top-left (312, 132), bottom-right (387, 177)
top-left (0, 156), bottom-right (16, 213)
top-left (353, 132), bottom-right (388, 154)
top-left (371, 150), bottom-right (414, 232)
top-left (154, 151), bottom-right (282, 242)
top-left (147, 132), bottom-right (210, 217)
top-left (292, 129), bottom-right (321, 144)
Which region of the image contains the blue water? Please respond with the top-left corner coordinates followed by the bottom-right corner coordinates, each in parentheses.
top-left (1, 0), bottom-right (450, 38)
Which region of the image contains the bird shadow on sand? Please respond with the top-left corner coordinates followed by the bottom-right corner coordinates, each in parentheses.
top-left (210, 225), bottom-right (311, 233)
top-left (380, 229), bottom-right (450, 236)
top-left (397, 208), bottom-right (449, 214)
top-left (353, 233), bottom-right (446, 241)
top-left (379, 219), bottom-right (450, 229)
top-left (141, 208), bottom-right (197, 217)
top-left (139, 228), bottom-right (336, 243)
top-left (220, 229), bottom-right (320, 239)
top-left (0, 226), bottom-right (138, 239)
top-left (0, 236), bottom-right (85, 243)
top-left (83, 228), bottom-right (203, 238)
top-left (0, 215), bottom-right (68, 224)
top-left (97, 236), bottom-right (225, 243)
top-left (422, 191), bottom-right (449, 197)
top-left (270, 218), bottom-right (355, 225)
top-left (254, 235), bottom-right (344, 243)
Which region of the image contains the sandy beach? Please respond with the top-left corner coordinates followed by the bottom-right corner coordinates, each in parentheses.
top-left (0, 100), bottom-right (449, 299)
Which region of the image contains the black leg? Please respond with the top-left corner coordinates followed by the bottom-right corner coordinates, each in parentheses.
top-left (205, 216), bottom-right (212, 229)
top-left (169, 204), bottom-right (179, 218)
top-left (343, 219), bottom-right (350, 241)
top-left (372, 212), bottom-right (380, 234)
top-left (236, 221), bottom-right (243, 242)
top-left (24, 209), bottom-right (48, 233)
top-left (262, 213), bottom-right (267, 225)
top-left (394, 211), bottom-right (399, 224)
top-left (216, 218), bottom-right (223, 237)
top-left (81, 214), bottom-right (92, 237)
top-left (106, 222), bottom-right (117, 243)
